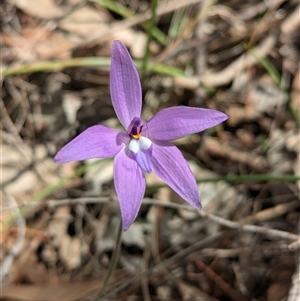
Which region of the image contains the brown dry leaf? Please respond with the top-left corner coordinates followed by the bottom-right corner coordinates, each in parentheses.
top-left (267, 256), bottom-right (295, 301)
top-left (59, 236), bottom-right (84, 270)
top-left (202, 137), bottom-right (269, 171)
top-left (147, 159), bottom-right (245, 226)
top-left (149, 160), bottom-right (245, 247)
top-left (31, 31), bottom-right (76, 59)
top-left (10, 238), bottom-right (42, 284)
top-left (47, 206), bottom-right (88, 270)
top-left (2, 27), bottom-right (54, 61)
top-left (17, 262), bottom-right (49, 285)
top-left (10, 0), bottom-right (65, 19)
top-left (58, 6), bottom-right (109, 38)
top-left (4, 2), bottom-right (145, 62)
top-left (1, 146), bottom-right (58, 194)
top-left (47, 206), bottom-right (71, 242)
top-left (286, 132), bottom-right (300, 153)
top-left (7, 3), bottom-right (111, 60)
top-left (145, 168), bottom-right (171, 207)
top-left (62, 92), bottom-right (82, 125)
top-left (228, 76), bottom-right (287, 126)
top-left (145, 171), bottom-right (165, 187)
top-left (248, 77), bottom-right (287, 112)
top-left (1, 144), bottom-right (60, 224)
top-left (3, 27), bottom-right (76, 61)
top-left (267, 129), bottom-right (297, 175)
top-left (178, 281), bottom-right (219, 301)
top-left (156, 285), bottom-right (172, 301)
top-left (226, 105), bottom-right (256, 127)
top-left (1, 278), bottom-right (103, 301)
top-left (84, 159), bottom-right (114, 196)
top-left (287, 260), bottom-right (300, 301)
top-left (122, 223), bottom-right (146, 249)
top-left (110, 29), bottom-right (147, 59)
top-left (189, 160), bottom-right (246, 232)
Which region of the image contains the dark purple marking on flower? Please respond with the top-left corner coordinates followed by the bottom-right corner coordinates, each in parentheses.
top-left (127, 117), bottom-right (144, 139)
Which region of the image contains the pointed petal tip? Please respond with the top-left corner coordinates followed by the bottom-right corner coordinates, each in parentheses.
top-left (110, 40), bottom-right (142, 128)
top-left (53, 155), bottom-right (62, 163)
top-left (112, 40), bottom-right (125, 56)
top-left (112, 40), bottom-right (125, 49)
top-left (185, 193), bottom-right (202, 210)
top-left (112, 40), bottom-right (122, 46)
top-left (192, 199), bottom-right (202, 210)
top-left (152, 143), bottom-right (203, 210)
top-left (53, 126), bottom-right (123, 163)
top-left (114, 150), bottom-right (145, 233)
top-left (218, 111), bottom-right (228, 122)
top-left (53, 150), bottom-right (71, 163)
top-left (122, 222), bottom-right (130, 232)
top-left (146, 107), bottom-right (228, 142)
top-left (53, 150), bottom-right (72, 163)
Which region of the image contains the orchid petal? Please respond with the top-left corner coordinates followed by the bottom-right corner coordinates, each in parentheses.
top-left (54, 125), bottom-right (123, 163)
top-left (110, 41), bottom-right (142, 129)
top-left (145, 106), bottom-right (228, 141)
top-left (131, 149), bottom-right (152, 174)
top-left (129, 137), bottom-right (153, 173)
top-left (152, 142), bottom-right (201, 209)
top-left (128, 137), bottom-right (153, 173)
top-left (114, 149), bottom-right (146, 231)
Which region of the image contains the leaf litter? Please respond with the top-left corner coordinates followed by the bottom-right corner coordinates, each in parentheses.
top-left (1, 0), bottom-right (300, 300)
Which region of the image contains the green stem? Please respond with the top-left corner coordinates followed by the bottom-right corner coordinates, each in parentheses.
top-left (92, 0), bottom-right (166, 45)
top-left (195, 174), bottom-right (300, 183)
top-left (95, 220), bottom-right (123, 300)
top-left (2, 57), bottom-right (185, 77)
top-left (2, 57), bottom-right (110, 77)
top-left (142, 0), bottom-right (158, 79)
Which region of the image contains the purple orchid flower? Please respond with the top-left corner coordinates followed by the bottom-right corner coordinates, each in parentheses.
top-left (54, 40), bottom-right (228, 231)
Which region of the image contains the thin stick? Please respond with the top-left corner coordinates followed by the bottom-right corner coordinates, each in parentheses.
top-left (195, 260), bottom-right (248, 301)
top-left (104, 232), bottom-right (223, 299)
top-left (94, 220), bottom-right (123, 300)
top-left (0, 192), bottom-right (26, 283)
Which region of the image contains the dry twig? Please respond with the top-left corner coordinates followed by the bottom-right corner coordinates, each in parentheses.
top-left (0, 191), bottom-right (26, 283)
top-left (174, 33), bottom-right (277, 88)
top-left (6, 196), bottom-right (297, 242)
top-left (195, 260), bottom-right (248, 301)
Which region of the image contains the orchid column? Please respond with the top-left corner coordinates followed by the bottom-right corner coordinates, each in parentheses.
top-left (54, 40), bottom-right (228, 231)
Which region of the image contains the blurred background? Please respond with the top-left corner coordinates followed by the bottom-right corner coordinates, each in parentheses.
top-left (1, 0), bottom-right (300, 300)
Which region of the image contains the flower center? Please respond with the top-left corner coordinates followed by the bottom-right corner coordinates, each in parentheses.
top-left (128, 136), bottom-right (153, 173)
top-left (127, 117), bottom-right (153, 173)
top-left (127, 117), bottom-right (144, 139)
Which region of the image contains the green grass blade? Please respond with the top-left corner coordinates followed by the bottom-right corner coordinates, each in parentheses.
top-left (142, 0), bottom-right (158, 78)
top-left (93, 0), bottom-right (167, 44)
top-left (246, 45), bottom-right (281, 86)
top-left (2, 57), bottom-right (185, 77)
